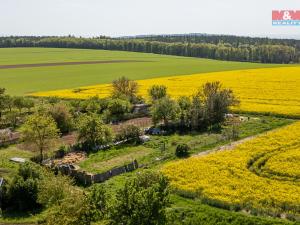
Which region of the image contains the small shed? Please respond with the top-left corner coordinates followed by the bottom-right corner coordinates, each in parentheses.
top-left (132, 104), bottom-right (150, 114)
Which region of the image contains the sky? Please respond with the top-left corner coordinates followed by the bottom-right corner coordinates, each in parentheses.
top-left (1, 0), bottom-right (300, 38)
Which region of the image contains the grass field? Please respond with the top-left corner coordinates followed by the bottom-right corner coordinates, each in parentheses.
top-left (0, 48), bottom-right (283, 95)
top-left (162, 122), bottom-right (300, 218)
top-left (0, 145), bottom-right (34, 180)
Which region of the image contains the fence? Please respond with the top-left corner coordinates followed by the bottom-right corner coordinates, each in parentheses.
top-left (54, 160), bottom-right (139, 186)
top-left (0, 177), bottom-right (4, 208)
top-left (0, 130), bottom-right (20, 147)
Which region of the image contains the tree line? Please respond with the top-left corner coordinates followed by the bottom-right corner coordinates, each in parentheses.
top-left (130, 33), bottom-right (300, 48)
top-left (0, 36), bottom-right (298, 64)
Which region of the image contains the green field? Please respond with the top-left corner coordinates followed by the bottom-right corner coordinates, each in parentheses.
top-left (0, 48), bottom-right (283, 95)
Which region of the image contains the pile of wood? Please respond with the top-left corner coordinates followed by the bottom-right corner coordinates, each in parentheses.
top-left (54, 151), bottom-right (86, 165)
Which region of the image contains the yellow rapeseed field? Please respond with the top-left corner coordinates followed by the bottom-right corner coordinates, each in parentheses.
top-left (32, 67), bottom-right (300, 117)
top-left (161, 122), bottom-right (300, 216)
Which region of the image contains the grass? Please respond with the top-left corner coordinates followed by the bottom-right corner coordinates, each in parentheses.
top-left (79, 146), bottom-right (154, 174)
top-left (0, 145), bottom-right (35, 180)
top-left (0, 48), bottom-right (284, 95)
top-left (0, 210), bottom-right (48, 225)
top-left (0, 115), bottom-right (294, 224)
top-left (168, 195), bottom-right (298, 225)
top-left (79, 115), bottom-right (293, 174)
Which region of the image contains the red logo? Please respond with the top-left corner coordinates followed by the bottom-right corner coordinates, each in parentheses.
top-left (272, 10), bottom-right (300, 20)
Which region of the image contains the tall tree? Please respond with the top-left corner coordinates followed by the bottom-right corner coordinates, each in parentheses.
top-left (201, 82), bottom-right (239, 126)
top-left (49, 103), bottom-right (73, 134)
top-left (151, 97), bottom-right (179, 127)
top-left (112, 77), bottom-right (139, 103)
top-left (110, 171), bottom-right (169, 225)
top-left (77, 114), bottom-right (113, 150)
top-left (0, 88), bottom-right (11, 118)
top-left (21, 114), bottom-right (60, 163)
top-left (148, 85), bottom-right (167, 101)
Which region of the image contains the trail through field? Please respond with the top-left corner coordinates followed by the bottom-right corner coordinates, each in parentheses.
top-left (194, 135), bottom-right (256, 157)
top-left (194, 123), bottom-right (293, 158)
top-left (0, 60), bottom-right (152, 69)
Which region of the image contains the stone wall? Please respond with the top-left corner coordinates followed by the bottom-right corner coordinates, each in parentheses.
top-left (55, 160), bottom-right (139, 186)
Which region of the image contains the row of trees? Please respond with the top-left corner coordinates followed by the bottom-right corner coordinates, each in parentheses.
top-left (149, 82), bottom-right (239, 131)
top-left (18, 77), bottom-right (238, 161)
top-left (0, 88), bottom-right (35, 128)
top-left (1, 75), bottom-right (238, 162)
top-left (0, 36), bottom-right (298, 63)
top-left (133, 33), bottom-right (300, 48)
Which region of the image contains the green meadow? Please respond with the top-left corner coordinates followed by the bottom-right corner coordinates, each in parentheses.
top-left (0, 48), bottom-right (283, 95)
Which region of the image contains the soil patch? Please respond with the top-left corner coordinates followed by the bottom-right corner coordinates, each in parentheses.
top-left (0, 60), bottom-right (152, 69)
top-left (111, 117), bottom-right (152, 133)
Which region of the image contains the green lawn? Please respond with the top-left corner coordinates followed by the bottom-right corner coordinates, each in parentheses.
top-left (80, 146), bottom-right (155, 174)
top-left (0, 145), bottom-right (35, 180)
top-left (0, 48), bottom-right (284, 95)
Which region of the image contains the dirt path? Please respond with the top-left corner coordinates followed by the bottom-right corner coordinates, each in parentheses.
top-left (194, 135), bottom-right (256, 157)
top-left (0, 60), bottom-right (152, 69)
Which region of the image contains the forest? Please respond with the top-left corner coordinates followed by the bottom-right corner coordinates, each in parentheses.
top-left (0, 34), bottom-right (299, 64)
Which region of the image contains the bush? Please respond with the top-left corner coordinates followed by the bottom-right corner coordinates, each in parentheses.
top-left (18, 162), bottom-right (42, 180)
top-left (105, 98), bottom-right (132, 122)
top-left (44, 190), bottom-right (92, 225)
top-left (49, 103), bottom-right (74, 134)
top-left (112, 76), bottom-right (139, 103)
top-left (116, 124), bottom-right (142, 144)
top-left (4, 176), bottom-right (39, 211)
top-left (148, 85), bottom-right (167, 101)
top-left (175, 144), bottom-right (190, 158)
top-left (44, 184), bottom-right (107, 225)
top-left (77, 114), bottom-right (113, 150)
top-left (86, 185), bottom-right (108, 221)
top-left (110, 171), bottom-right (170, 225)
top-left (3, 162), bottom-right (43, 212)
top-left (37, 173), bottom-right (74, 208)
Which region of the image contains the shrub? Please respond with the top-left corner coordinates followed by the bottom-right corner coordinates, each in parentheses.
top-left (4, 176), bottom-right (39, 211)
top-left (3, 163), bottom-right (43, 212)
top-left (18, 162), bottom-right (42, 180)
top-left (86, 184), bottom-right (108, 221)
top-left (106, 98), bottom-right (132, 122)
top-left (110, 171), bottom-right (169, 225)
top-left (116, 124), bottom-right (142, 143)
top-left (44, 190), bottom-right (92, 225)
top-left (151, 96), bottom-right (179, 127)
top-left (77, 114), bottom-right (113, 150)
top-left (148, 85), bottom-right (167, 101)
top-left (49, 103), bottom-right (74, 134)
top-left (175, 144), bottom-right (190, 158)
top-left (38, 173), bottom-right (74, 208)
top-left (112, 76), bottom-right (139, 103)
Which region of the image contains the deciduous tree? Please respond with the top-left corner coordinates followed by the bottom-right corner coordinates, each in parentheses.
top-left (21, 113), bottom-right (60, 163)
